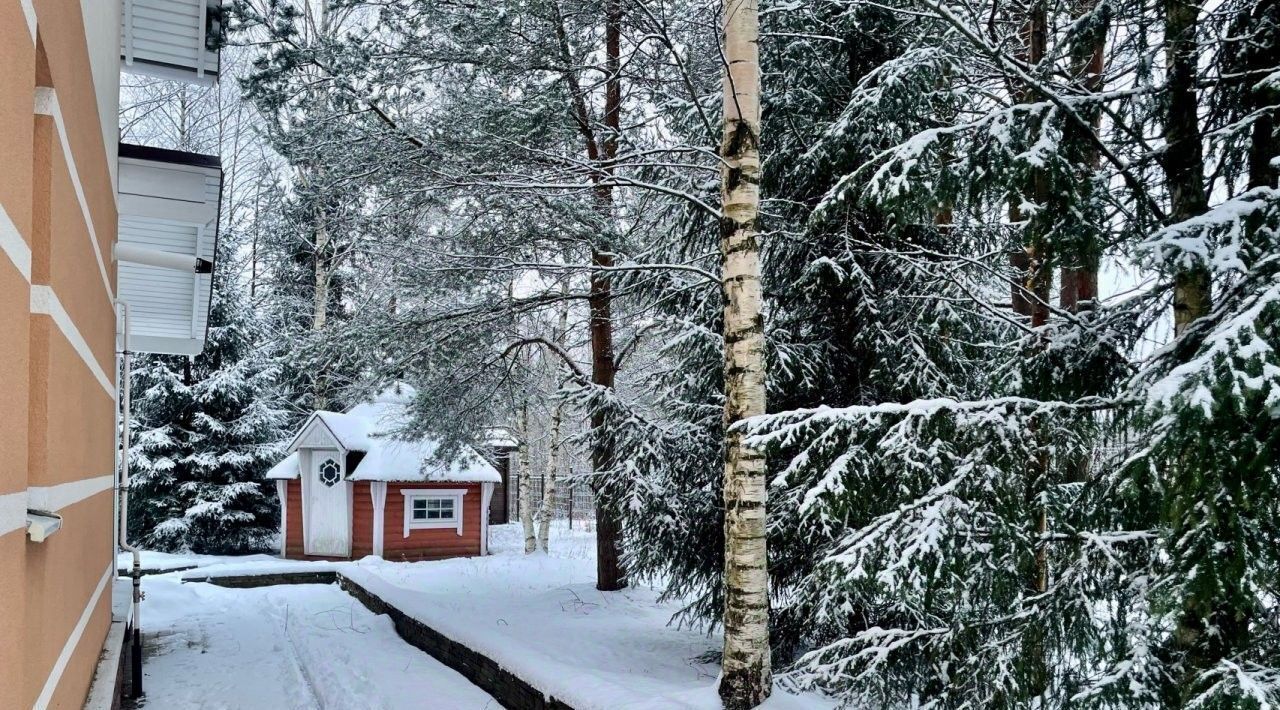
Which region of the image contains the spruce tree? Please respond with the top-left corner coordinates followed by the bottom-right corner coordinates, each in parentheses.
top-left (128, 249), bottom-right (290, 554)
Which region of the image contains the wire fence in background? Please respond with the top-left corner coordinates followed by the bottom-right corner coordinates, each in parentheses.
top-left (508, 474), bottom-right (597, 530)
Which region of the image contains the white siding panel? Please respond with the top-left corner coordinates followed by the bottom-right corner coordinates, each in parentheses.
top-left (118, 217), bottom-right (198, 340)
top-left (117, 148), bottom-right (221, 355)
top-left (119, 161), bottom-right (207, 202)
top-left (120, 0), bottom-right (219, 80)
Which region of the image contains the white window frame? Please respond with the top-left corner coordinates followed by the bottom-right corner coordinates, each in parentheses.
top-left (401, 489), bottom-right (467, 537)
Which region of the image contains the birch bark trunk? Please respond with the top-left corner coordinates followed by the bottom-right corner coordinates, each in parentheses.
top-left (518, 400), bottom-right (536, 554)
top-left (718, 0), bottom-right (771, 706)
top-left (538, 288), bottom-right (570, 552)
top-left (537, 402), bottom-right (562, 552)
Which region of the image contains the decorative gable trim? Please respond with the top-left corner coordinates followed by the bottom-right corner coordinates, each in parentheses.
top-left (288, 414), bottom-right (345, 453)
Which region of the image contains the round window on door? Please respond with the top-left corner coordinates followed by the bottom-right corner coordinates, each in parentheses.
top-left (318, 458), bottom-right (342, 487)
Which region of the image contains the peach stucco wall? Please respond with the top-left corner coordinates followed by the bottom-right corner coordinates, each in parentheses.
top-left (0, 0), bottom-right (120, 707)
top-left (0, 4), bottom-right (39, 707)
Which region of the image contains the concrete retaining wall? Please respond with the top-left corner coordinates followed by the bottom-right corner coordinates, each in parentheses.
top-left (184, 569), bottom-right (573, 710)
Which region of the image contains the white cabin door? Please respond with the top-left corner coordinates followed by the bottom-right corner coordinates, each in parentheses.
top-left (305, 450), bottom-right (351, 556)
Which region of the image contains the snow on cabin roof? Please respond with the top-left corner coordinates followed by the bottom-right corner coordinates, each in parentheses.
top-left (272, 386), bottom-right (501, 484)
top-left (265, 452), bottom-right (299, 480)
top-left (312, 411), bottom-right (376, 451)
top-left (349, 441), bottom-right (499, 483)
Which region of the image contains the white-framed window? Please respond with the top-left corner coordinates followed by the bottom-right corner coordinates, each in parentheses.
top-left (401, 489), bottom-right (467, 537)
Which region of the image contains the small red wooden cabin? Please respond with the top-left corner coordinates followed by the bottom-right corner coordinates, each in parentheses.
top-left (265, 387), bottom-right (509, 561)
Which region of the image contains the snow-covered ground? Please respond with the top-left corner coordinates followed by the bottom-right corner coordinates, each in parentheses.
top-left (131, 524), bottom-right (831, 709)
top-left (342, 524), bottom-right (830, 709)
top-left (133, 579), bottom-right (498, 708)
top-left (118, 549), bottom-right (279, 572)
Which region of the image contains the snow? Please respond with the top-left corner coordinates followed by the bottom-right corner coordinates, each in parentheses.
top-left (1137, 186), bottom-right (1278, 270)
top-left (132, 525), bottom-right (831, 709)
top-left (134, 578), bottom-right (497, 709)
top-left (273, 385), bottom-right (501, 483)
top-left (116, 547), bottom-right (338, 578)
top-left (180, 559), bottom-right (343, 580)
top-left (349, 439), bottom-right (500, 483)
top-left (313, 411), bottom-right (377, 451)
top-left (484, 426), bottom-right (520, 449)
top-left (265, 451), bottom-right (299, 480)
top-left (117, 549), bottom-right (280, 572)
top-left (342, 524), bottom-right (831, 710)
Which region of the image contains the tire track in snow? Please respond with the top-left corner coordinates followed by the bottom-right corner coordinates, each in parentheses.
top-left (268, 590), bottom-right (328, 710)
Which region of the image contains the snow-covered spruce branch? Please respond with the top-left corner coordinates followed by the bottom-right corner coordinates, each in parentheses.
top-left (414, 252), bottom-right (721, 285)
top-left (743, 396), bottom-right (1126, 449)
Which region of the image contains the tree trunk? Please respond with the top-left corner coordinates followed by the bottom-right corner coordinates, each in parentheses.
top-left (1249, 108), bottom-right (1279, 191)
top-left (1245, 0), bottom-right (1280, 191)
top-left (1059, 0), bottom-right (1105, 314)
top-left (552, 0), bottom-right (627, 589)
top-left (518, 400), bottom-right (536, 554)
top-left (1013, 3), bottom-right (1053, 699)
top-left (590, 0), bottom-right (628, 592)
top-left (538, 402), bottom-right (562, 552)
top-left (250, 177), bottom-right (262, 298)
top-left (1164, 0), bottom-right (1210, 337)
top-left (312, 216), bottom-right (331, 410)
top-left (538, 289), bottom-right (570, 553)
top-left (717, 0), bottom-right (771, 707)
top-left (1161, 1), bottom-right (1230, 702)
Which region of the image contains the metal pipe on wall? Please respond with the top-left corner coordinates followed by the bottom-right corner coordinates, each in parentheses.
top-left (115, 300), bottom-right (143, 698)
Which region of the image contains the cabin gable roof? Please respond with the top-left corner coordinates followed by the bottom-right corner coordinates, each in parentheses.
top-left (271, 386), bottom-right (502, 485)
top-left (287, 413), bottom-right (346, 453)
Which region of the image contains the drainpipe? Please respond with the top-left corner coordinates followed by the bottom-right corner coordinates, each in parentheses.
top-left (116, 299), bottom-right (143, 698)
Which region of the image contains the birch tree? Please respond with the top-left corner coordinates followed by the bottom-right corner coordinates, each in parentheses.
top-left (518, 399), bottom-right (537, 554)
top-left (718, 0), bottom-right (770, 706)
top-left (537, 283), bottom-right (571, 552)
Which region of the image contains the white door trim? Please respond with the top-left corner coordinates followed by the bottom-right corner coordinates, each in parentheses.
top-left (370, 482), bottom-right (387, 557)
top-left (480, 482), bottom-right (494, 556)
top-left (275, 479), bottom-right (288, 558)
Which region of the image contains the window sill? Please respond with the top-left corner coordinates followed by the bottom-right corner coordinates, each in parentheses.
top-left (407, 520), bottom-right (461, 531)
top-left (26, 510), bottom-right (62, 543)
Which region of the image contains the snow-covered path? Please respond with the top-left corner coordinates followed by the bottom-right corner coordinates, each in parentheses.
top-left (341, 524), bottom-right (831, 709)
top-left (131, 578), bottom-right (499, 709)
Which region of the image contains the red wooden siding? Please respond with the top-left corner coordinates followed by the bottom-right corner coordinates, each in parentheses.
top-left (284, 478), bottom-right (306, 558)
top-left (351, 481), bottom-right (374, 558)
top-left (283, 479), bottom-right (483, 562)
top-left (382, 482), bottom-right (483, 561)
